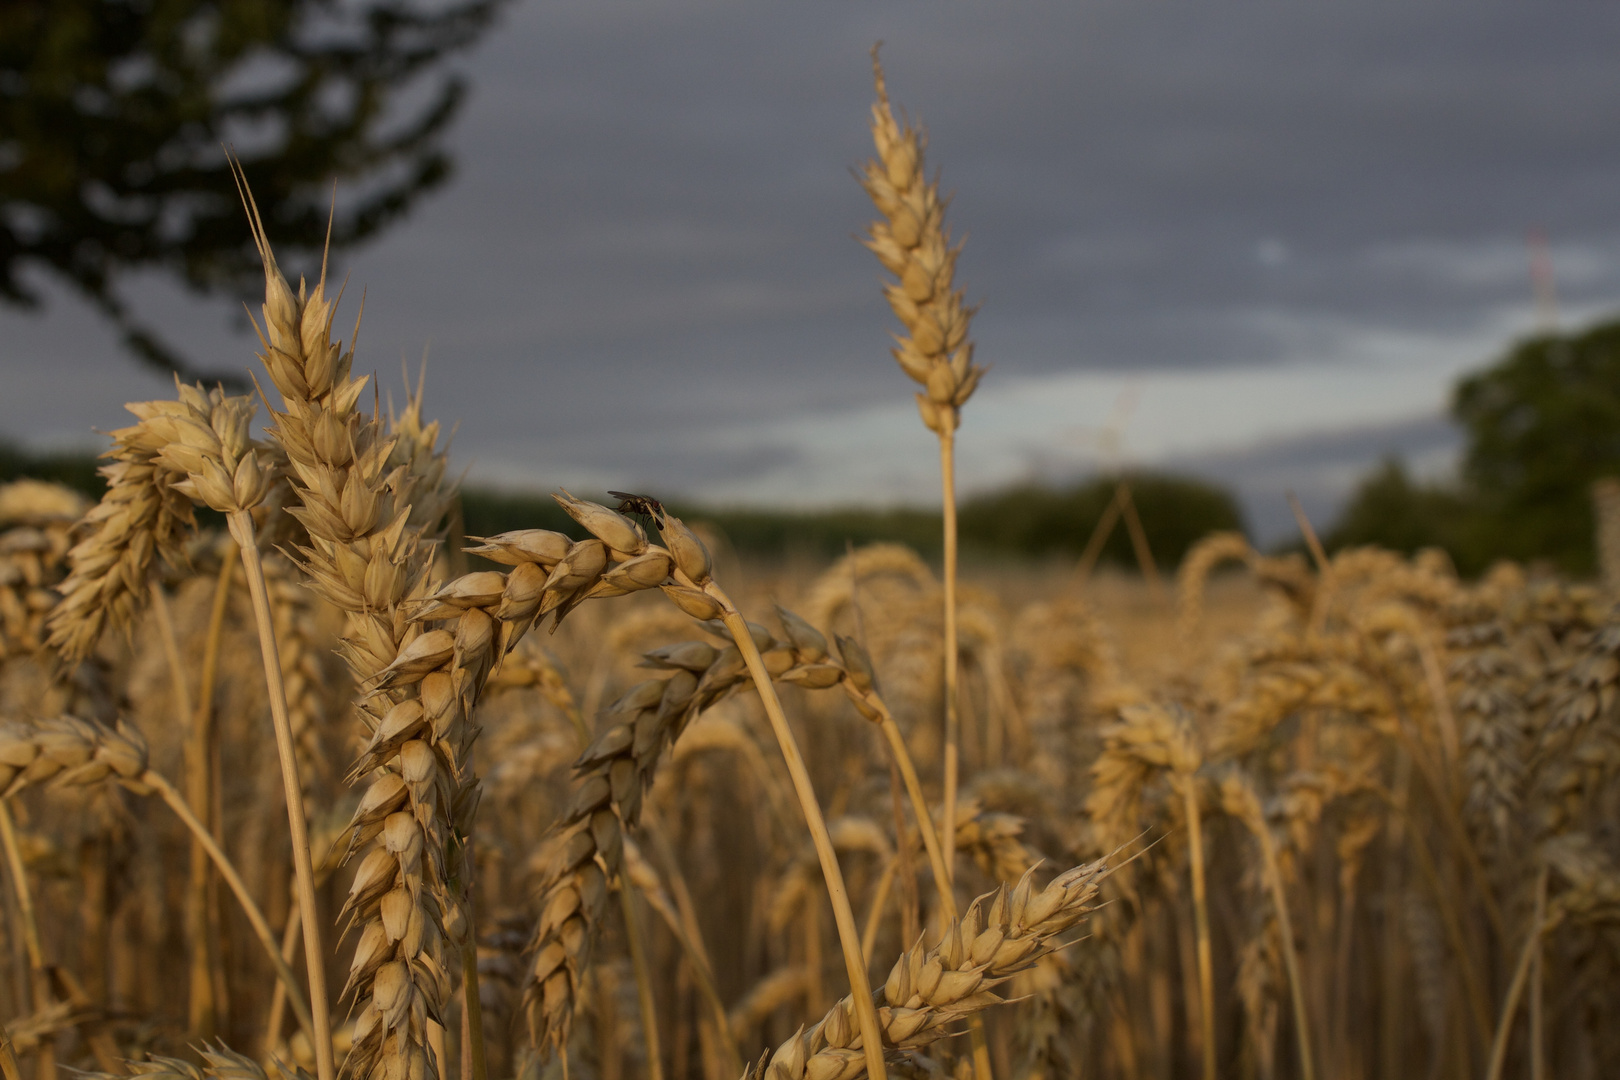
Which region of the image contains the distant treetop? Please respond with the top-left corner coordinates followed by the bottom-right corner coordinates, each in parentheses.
top-left (0, 0), bottom-right (502, 383)
top-left (1452, 318), bottom-right (1620, 574)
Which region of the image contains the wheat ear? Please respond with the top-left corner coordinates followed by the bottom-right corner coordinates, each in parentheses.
top-left (101, 322), bottom-right (338, 1078)
top-left (44, 379), bottom-right (272, 663)
top-left (81, 1044), bottom-right (315, 1080)
top-left (745, 859), bottom-right (1109, 1080)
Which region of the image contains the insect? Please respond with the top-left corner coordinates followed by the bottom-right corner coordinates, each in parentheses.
top-left (609, 490), bottom-right (664, 521)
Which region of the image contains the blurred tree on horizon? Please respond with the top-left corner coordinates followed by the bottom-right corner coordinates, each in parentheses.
top-left (1323, 457), bottom-right (1486, 571)
top-left (1451, 320), bottom-right (1620, 574)
top-left (1327, 315), bottom-right (1620, 576)
top-left (444, 475), bottom-right (1250, 567)
top-left (958, 472), bottom-right (1246, 568)
top-left (0, 0), bottom-right (501, 384)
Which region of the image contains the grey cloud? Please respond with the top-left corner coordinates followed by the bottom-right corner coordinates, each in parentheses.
top-left (6, 1), bottom-right (1620, 514)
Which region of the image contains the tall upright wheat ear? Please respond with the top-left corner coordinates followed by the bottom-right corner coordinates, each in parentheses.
top-left (228, 166), bottom-right (479, 1080)
top-left (860, 46), bottom-right (984, 892)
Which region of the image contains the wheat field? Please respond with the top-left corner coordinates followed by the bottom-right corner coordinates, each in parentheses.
top-left (0, 53), bottom-right (1615, 1080)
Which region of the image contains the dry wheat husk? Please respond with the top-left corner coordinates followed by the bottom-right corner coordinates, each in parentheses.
top-left (860, 51), bottom-right (982, 437)
top-left (46, 381), bottom-right (269, 663)
top-left (81, 1043), bottom-right (314, 1080)
top-left (743, 859), bottom-right (1109, 1080)
top-left (234, 201), bottom-right (466, 1080)
top-left (0, 713), bottom-right (150, 797)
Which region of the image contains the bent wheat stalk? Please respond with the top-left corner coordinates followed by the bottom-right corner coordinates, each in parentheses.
top-left (1180, 775), bottom-right (1216, 1080)
top-left (143, 768), bottom-right (319, 1050)
top-left (695, 575), bottom-right (889, 1080)
top-left (0, 714), bottom-right (316, 1047)
top-left (830, 650), bottom-right (955, 922)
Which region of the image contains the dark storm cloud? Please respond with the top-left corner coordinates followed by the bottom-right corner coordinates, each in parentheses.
top-left (356, 2), bottom-right (1620, 416)
top-left (6, 2), bottom-right (1620, 507)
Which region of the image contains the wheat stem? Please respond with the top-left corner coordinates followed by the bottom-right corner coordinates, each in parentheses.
top-left (1529, 862), bottom-right (1547, 1080)
top-left (227, 509), bottom-right (335, 1080)
top-left (870, 702), bottom-right (954, 922)
top-left (1180, 779), bottom-right (1217, 1080)
top-left (939, 430), bottom-right (960, 888)
top-left (142, 768), bottom-right (316, 1048)
top-left (0, 802), bottom-right (53, 1080)
top-left (1250, 815), bottom-right (1313, 1080)
top-left (700, 579), bottom-right (889, 1080)
top-left (264, 904), bottom-right (301, 1055)
top-left (0, 1025), bottom-right (21, 1080)
top-left (618, 878), bottom-right (664, 1080)
top-left (0, 801), bottom-right (46, 1000)
top-left (152, 583), bottom-right (221, 1038)
top-left (1485, 864), bottom-right (1552, 1080)
top-left (638, 817), bottom-right (744, 1076)
top-left (861, 856), bottom-right (898, 967)
top-left (634, 868), bottom-right (739, 1078)
top-left (196, 548), bottom-right (236, 1036)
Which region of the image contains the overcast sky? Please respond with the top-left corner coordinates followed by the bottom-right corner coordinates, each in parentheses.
top-left (7, 2), bottom-right (1620, 541)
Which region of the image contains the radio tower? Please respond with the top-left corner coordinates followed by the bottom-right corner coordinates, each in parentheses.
top-left (1529, 228), bottom-right (1560, 334)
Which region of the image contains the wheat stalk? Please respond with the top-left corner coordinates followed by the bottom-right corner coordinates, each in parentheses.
top-left (860, 47), bottom-right (984, 893)
top-left (1221, 771), bottom-right (1315, 1080)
